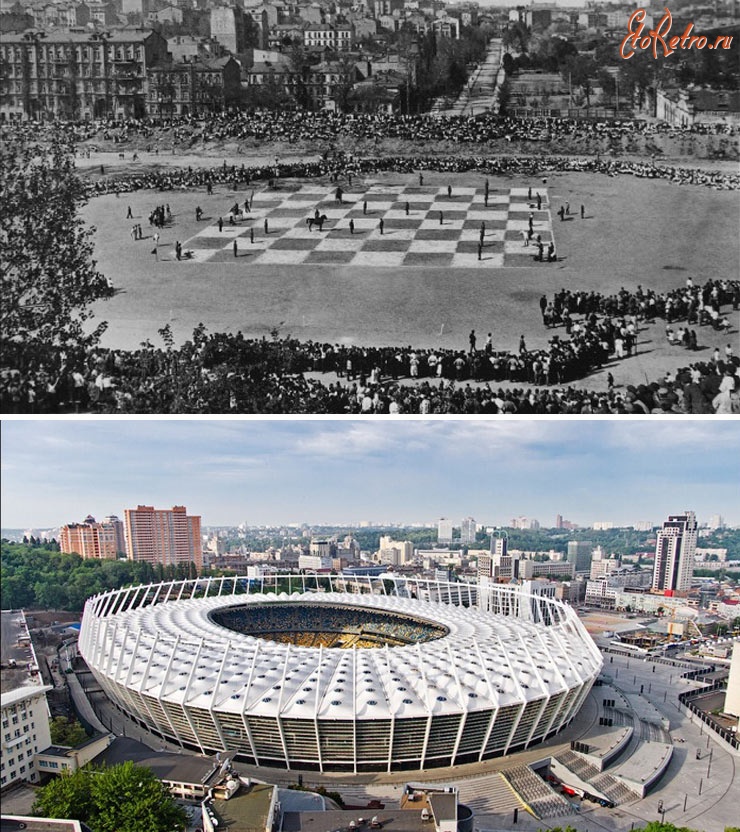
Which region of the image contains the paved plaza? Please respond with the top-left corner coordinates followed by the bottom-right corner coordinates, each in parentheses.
top-left (74, 647), bottom-right (738, 832)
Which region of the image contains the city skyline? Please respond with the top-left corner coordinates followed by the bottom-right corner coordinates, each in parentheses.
top-left (2, 420), bottom-right (739, 528)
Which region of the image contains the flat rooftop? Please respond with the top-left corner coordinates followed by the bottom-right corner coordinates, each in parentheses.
top-left (211, 782), bottom-right (275, 832)
top-left (91, 737), bottom-right (219, 786)
top-left (283, 809), bottom-right (428, 832)
top-left (0, 611), bottom-right (34, 693)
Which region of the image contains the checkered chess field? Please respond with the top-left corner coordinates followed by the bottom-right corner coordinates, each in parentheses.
top-left (181, 183), bottom-right (554, 269)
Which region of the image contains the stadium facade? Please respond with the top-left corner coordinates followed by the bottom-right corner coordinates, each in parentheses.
top-left (79, 576), bottom-right (602, 773)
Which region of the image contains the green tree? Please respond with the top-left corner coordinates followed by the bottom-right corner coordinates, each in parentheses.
top-left (1, 134), bottom-right (113, 408)
top-left (33, 761), bottom-right (187, 832)
top-left (50, 717), bottom-right (90, 747)
top-left (33, 767), bottom-right (94, 821)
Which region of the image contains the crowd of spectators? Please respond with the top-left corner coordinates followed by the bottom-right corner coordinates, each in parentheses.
top-left (78, 151), bottom-right (739, 199)
top-left (540, 279), bottom-right (740, 327)
top-left (3, 309), bottom-right (737, 414)
top-left (18, 111), bottom-right (737, 150)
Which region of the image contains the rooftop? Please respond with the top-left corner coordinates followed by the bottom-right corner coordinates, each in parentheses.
top-left (211, 782), bottom-right (275, 832)
top-left (90, 737), bottom-right (224, 786)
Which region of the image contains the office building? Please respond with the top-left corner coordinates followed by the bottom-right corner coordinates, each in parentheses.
top-left (0, 685), bottom-right (53, 788)
top-left (566, 540), bottom-right (594, 573)
top-left (652, 511), bottom-right (697, 593)
top-left (124, 505), bottom-right (202, 571)
top-left (437, 517), bottom-right (453, 543)
top-left (60, 515), bottom-right (125, 560)
top-left (460, 517), bottom-right (477, 545)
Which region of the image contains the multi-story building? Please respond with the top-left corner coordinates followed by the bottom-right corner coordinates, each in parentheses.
top-left (707, 514), bottom-right (726, 530)
top-left (510, 516), bottom-right (540, 530)
top-left (210, 6), bottom-right (248, 54)
top-left (437, 517), bottom-right (453, 544)
top-left (589, 557), bottom-right (621, 581)
top-left (298, 553), bottom-right (332, 570)
top-left (378, 536), bottom-right (413, 566)
top-left (303, 22), bottom-right (354, 51)
top-left (0, 685), bottom-right (52, 789)
top-left (460, 516), bottom-right (476, 545)
top-left (147, 56), bottom-right (241, 118)
top-left (477, 536), bottom-right (513, 581)
top-left (0, 29), bottom-right (168, 122)
top-left (519, 560), bottom-right (575, 580)
top-left (652, 511), bottom-right (697, 593)
top-left (432, 15), bottom-right (459, 39)
top-left (124, 505), bottom-right (202, 571)
top-left (60, 515), bottom-right (125, 560)
top-left (566, 540), bottom-right (594, 573)
top-left (725, 645), bottom-right (740, 729)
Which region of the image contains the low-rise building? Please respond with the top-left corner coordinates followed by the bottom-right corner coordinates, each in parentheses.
top-left (656, 86), bottom-right (740, 127)
top-left (36, 733), bottom-right (114, 774)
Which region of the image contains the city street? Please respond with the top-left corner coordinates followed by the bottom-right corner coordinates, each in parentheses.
top-left (442, 38), bottom-right (503, 116)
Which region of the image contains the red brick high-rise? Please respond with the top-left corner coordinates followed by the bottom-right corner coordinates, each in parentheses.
top-left (124, 505), bottom-right (202, 571)
top-left (60, 515), bottom-right (125, 560)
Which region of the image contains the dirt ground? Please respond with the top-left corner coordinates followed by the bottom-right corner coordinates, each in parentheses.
top-left (82, 165), bottom-right (739, 393)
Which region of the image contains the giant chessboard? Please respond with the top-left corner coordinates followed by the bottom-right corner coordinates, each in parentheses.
top-left (181, 183), bottom-right (555, 269)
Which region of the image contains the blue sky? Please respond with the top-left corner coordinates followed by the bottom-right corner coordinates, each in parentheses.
top-left (1, 420), bottom-right (738, 529)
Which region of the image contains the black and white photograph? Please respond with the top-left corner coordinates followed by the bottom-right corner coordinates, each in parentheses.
top-left (1, 0), bottom-right (739, 413)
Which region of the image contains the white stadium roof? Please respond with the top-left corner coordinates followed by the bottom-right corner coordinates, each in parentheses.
top-left (82, 589), bottom-right (598, 721)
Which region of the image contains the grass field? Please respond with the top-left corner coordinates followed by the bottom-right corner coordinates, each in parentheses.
top-left (83, 166), bottom-right (739, 393)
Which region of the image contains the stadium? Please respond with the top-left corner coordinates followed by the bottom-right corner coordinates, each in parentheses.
top-left (79, 576), bottom-right (602, 773)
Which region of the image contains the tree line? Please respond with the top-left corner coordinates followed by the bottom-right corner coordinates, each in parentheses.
top-left (1, 541), bottom-right (197, 612)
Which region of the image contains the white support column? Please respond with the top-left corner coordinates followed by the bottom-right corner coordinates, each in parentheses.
top-left (478, 705), bottom-right (499, 761)
top-left (104, 622), bottom-right (119, 678)
top-left (352, 646), bottom-right (358, 774)
top-left (315, 645), bottom-right (324, 772)
top-left (274, 644), bottom-right (292, 769)
top-left (240, 646), bottom-right (262, 764)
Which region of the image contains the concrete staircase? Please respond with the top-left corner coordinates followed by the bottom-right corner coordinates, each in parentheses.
top-left (501, 765), bottom-right (571, 820)
top-left (589, 772), bottom-right (641, 805)
top-left (457, 772), bottom-right (524, 815)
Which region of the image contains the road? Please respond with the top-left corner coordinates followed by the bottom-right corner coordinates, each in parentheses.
top-left (438, 38), bottom-right (504, 117)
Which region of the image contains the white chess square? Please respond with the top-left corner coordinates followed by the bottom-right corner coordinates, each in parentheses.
top-left (256, 248), bottom-right (311, 264)
top-left (467, 211), bottom-right (508, 222)
top-left (408, 240), bottom-right (456, 253)
top-left (350, 251), bottom-right (406, 267)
